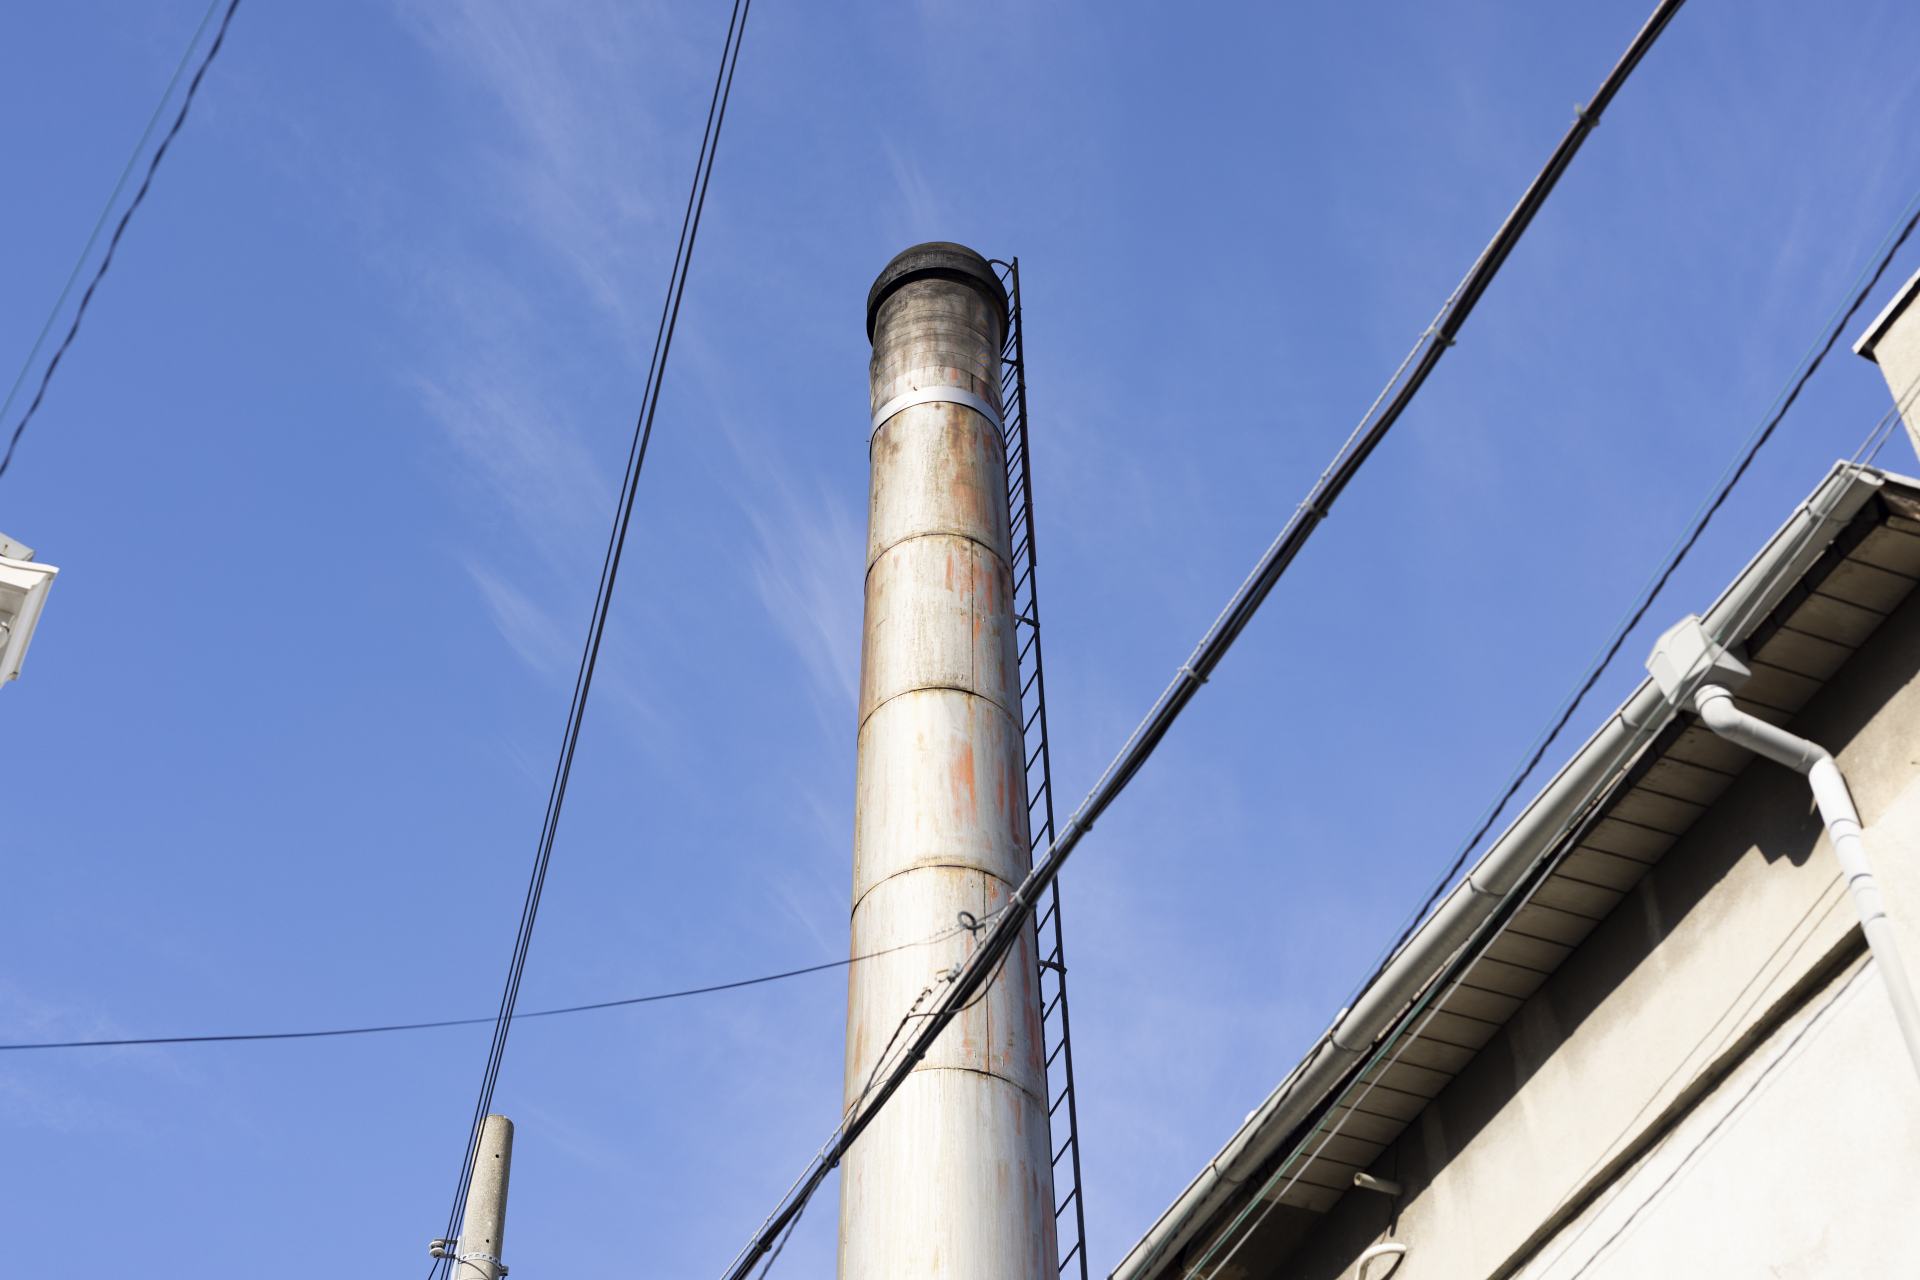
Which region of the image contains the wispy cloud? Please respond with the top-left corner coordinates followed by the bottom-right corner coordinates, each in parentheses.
top-left (882, 141), bottom-right (948, 247)
top-left (712, 407), bottom-right (866, 734)
top-left (416, 364), bottom-right (614, 571)
top-left (394, 0), bottom-right (687, 332)
top-left (379, 0), bottom-right (706, 680)
top-left (744, 480), bottom-right (865, 721)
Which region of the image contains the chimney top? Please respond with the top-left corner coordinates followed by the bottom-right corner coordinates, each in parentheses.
top-left (866, 242), bottom-right (1008, 342)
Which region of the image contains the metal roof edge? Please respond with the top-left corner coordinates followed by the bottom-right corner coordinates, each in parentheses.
top-left (1110, 461), bottom-right (1893, 1280)
top-left (1852, 266), bottom-right (1920, 360)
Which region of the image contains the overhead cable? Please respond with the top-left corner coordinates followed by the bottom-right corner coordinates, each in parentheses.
top-left (717, 3), bottom-right (1686, 1275)
top-left (1190, 386), bottom-right (1917, 1279)
top-left (0, 927), bottom-right (962, 1053)
top-left (0, 0), bottom-right (242, 481)
top-left (1378, 176), bottom-right (1920, 970)
top-left (430, 2), bottom-right (753, 1274)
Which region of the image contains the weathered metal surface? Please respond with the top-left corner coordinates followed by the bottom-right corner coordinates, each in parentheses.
top-left (841, 244), bottom-right (1055, 1279)
top-left (858, 536), bottom-right (1020, 725)
top-left (852, 689), bottom-right (1032, 902)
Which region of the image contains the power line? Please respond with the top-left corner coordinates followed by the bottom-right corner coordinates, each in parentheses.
top-left (718, 4), bottom-right (1686, 1275)
top-left (0, 928), bottom-right (962, 1053)
top-left (1181, 375), bottom-right (1920, 1276)
top-left (1377, 180), bottom-right (1920, 971)
top-left (0, 0), bottom-right (221, 440)
top-left (0, 0), bottom-right (242, 482)
top-left (429, 2), bottom-right (753, 1274)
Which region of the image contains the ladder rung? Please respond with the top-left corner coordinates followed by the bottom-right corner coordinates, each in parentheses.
top-left (1050, 1088), bottom-right (1068, 1117)
top-left (1055, 1134), bottom-right (1073, 1164)
top-left (1058, 1240), bottom-right (1083, 1273)
top-left (1046, 1038), bottom-right (1066, 1068)
top-left (1055, 1185), bottom-right (1079, 1218)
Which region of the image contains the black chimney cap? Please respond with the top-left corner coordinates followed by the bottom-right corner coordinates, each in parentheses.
top-left (865, 242), bottom-right (1008, 342)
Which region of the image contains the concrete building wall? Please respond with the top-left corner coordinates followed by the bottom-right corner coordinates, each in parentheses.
top-left (1286, 587), bottom-right (1920, 1280)
top-left (1510, 951), bottom-right (1918, 1279)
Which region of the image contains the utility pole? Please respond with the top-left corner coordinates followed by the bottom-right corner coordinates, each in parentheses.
top-left (432, 1114), bottom-right (514, 1280)
top-left (839, 243), bottom-right (1056, 1278)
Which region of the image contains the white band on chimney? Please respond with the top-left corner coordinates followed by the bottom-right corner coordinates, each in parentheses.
top-left (869, 386), bottom-right (1004, 444)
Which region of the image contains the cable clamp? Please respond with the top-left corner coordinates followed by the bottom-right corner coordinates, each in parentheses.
top-left (1179, 663), bottom-right (1208, 686)
top-left (1574, 100), bottom-right (1598, 127)
top-left (430, 1242), bottom-right (510, 1275)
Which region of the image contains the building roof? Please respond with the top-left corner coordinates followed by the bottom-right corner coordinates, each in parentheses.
top-left (1113, 461), bottom-right (1920, 1279)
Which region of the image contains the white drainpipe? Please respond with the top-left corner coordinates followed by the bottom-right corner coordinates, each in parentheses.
top-left (1650, 617), bottom-right (1920, 1080)
top-left (1109, 466), bottom-right (1886, 1280)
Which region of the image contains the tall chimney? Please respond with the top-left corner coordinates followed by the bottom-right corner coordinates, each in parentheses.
top-left (1853, 266), bottom-right (1920, 461)
top-left (840, 244), bottom-right (1057, 1278)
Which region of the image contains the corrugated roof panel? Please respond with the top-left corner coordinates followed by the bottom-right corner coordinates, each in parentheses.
top-left (1638, 755), bottom-right (1739, 805)
top-left (1482, 931), bottom-right (1573, 973)
top-left (1360, 1059), bottom-right (1455, 1100)
top-left (1270, 1181), bottom-right (1341, 1212)
top-left (1848, 524), bottom-right (1920, 577)
top-left (1508, 901), bottom-right (1604, 947)
top-left (1308, 1130), bottom-right (1390, 1168)
top-left (1738, 659), bottom-right (1823, 713)
top-left (1319, 1105), bottom-right (1411, 1147)
top-left (1457, 954), bottom-right (1553, 1000)
top-left (1531, 873), bottom-right (1626, 919)
top-left (1437, 981), bottom-right (1525, 1024)
top-left (1662, 724), bottom-right (1753, 776)
top-left (1791, 590), bottom-right (1886, 646)
top-left (1820, 557), bottom-right (1912, 612)
top-left (1389, 1036), bottom-right (1477, 1076)
top-left (1555, 846), bottom-right (1651, 891)
top-left (1414, 1007), bottom-right (1504, 1051)
top-left (1599, 788), bottom-right (1701, 836)
top-left (1581, 817), bottom-right (1676, 861)
top-left (1750, 625), bottom-right (1853, 680)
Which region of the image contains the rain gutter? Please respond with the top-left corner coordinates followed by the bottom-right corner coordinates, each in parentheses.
top-left (1111, 462), bottom-right (1886, 1280)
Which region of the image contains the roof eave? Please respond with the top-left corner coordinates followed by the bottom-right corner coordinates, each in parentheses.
top-left (1111, 461), bottom-right (1893, 1280)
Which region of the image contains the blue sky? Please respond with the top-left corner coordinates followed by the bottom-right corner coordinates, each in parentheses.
top-left (4, 2), bottom-right (1919, 1276)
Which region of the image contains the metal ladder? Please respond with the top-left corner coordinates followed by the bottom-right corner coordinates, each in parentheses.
top-left (992, 257), bottom-right (1091, 1280)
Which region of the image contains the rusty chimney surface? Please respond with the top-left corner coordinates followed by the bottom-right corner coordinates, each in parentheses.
top-left (1854, 266), bottom-right (1920, 461)
top-left (839, 243), bottom-right (1057, 1279)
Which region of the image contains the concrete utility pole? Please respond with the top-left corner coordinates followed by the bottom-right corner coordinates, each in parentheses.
top-left (839, 243), bottom-right (1056, 1278)
top-left (436, 1114), bottom-right (514, 1280)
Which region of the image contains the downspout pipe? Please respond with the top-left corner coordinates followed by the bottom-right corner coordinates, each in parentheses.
top-left (1648, 610), bottom-right (1920, 1080)
top-left (1691, 682), bottom-right (1920, 1078)
top-left (1109, 465), bottom-right (1883, 1280)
